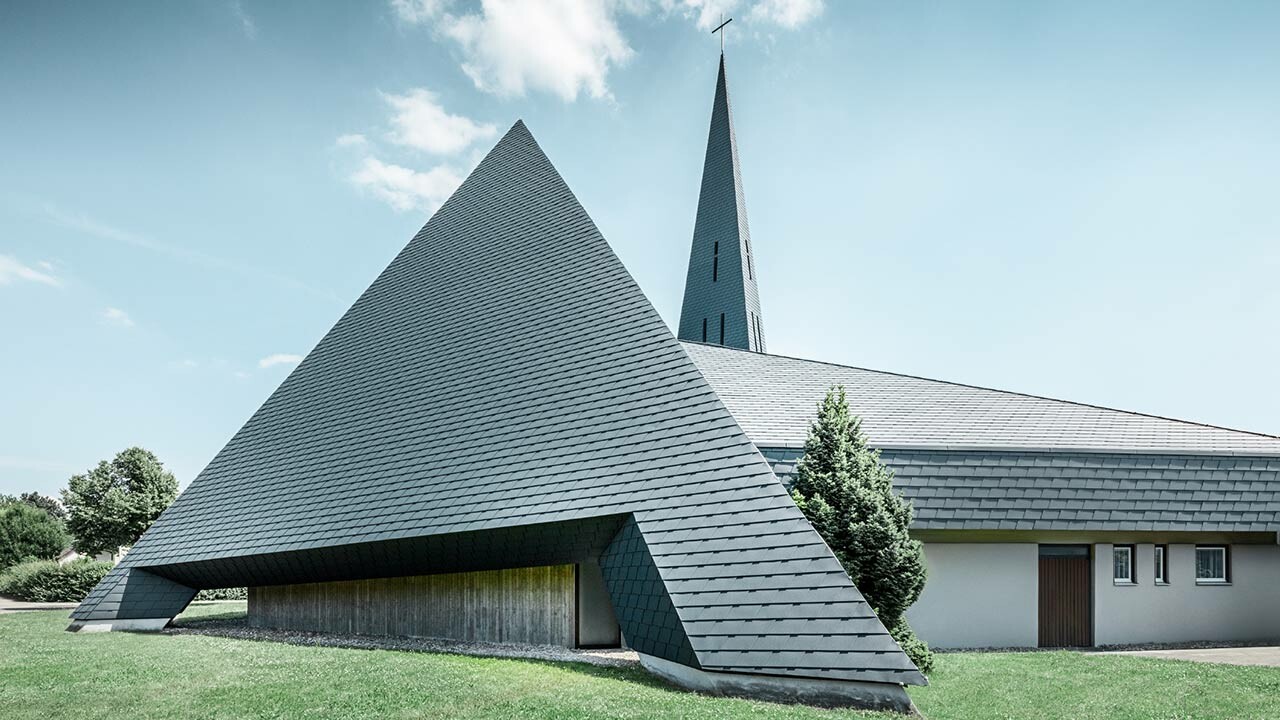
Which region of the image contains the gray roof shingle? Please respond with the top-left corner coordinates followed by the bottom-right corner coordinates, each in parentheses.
top-left (72, 121), bottom-right (922, 686)
top-left (684, 342), bottom-right (1280, 455)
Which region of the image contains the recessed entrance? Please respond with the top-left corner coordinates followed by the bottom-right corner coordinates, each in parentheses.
top-left (1038, 544), bottom-right (1092, 647)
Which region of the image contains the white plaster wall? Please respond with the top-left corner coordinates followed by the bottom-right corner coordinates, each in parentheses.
top-left (1093, 543), bottom-right (1280, 645)
top-left (907, 543), bottom-right (1038, 649)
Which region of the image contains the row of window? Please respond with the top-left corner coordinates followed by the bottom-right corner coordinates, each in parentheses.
top-left (1112, 544), bottom-right (1230, 585)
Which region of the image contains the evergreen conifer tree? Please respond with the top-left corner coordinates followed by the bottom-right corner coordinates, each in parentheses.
top-left (791, 386), bottom-right (934, 672)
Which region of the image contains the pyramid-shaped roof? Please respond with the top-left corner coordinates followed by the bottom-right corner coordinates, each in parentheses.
top-left (73, 122), bottom-right (922, 687)
top-left (677, 54), bottom-right (766, 352)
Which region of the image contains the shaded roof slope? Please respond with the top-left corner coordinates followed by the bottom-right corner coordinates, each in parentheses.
top-left (684, 342), bottom-right (1280, 455)
top-left (74, 121), bottom-right (921, 685)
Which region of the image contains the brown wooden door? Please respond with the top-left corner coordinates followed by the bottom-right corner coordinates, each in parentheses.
top-left (1038, 545), bottom-right (1092, 647)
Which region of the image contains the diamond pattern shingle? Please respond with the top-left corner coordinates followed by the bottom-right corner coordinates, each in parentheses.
top-left (685, 342), bottom-right (1280, 455)
top-left (71, 121), bottom-right (922, 686)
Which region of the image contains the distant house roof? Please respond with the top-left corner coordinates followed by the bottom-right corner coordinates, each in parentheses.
top-left (686, 342), bottom-right (1280, 533)
top-left (683, 342), bottom-right (1280, 456)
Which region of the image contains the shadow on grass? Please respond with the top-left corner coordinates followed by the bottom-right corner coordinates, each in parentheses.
top-left (164, 612), bottom-right (672, 691)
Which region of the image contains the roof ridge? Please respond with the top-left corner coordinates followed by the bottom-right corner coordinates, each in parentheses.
top-left (679, 340), bottom-right (1280, 442)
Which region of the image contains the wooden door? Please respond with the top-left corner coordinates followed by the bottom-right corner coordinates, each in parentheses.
top-left (1038, 545), bottom-right (1092, 647)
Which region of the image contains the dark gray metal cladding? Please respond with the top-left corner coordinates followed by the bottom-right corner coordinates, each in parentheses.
top-left (70, 120), bottom-right (923, 686)
top-left (676, 54), bottom-right (766, 352)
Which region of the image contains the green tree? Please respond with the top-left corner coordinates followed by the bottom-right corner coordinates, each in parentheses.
top-left (790, 386), bottom-right (934, 673)
top-left (61, 447), bottom-right (178, 556)
top-left (19, 492), bottom-right (66, 521)
top-left (0, 502), bottom-right (70, 568)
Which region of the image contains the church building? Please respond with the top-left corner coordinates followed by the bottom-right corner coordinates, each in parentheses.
top-left (68, 50), bottom-right (1280, 710)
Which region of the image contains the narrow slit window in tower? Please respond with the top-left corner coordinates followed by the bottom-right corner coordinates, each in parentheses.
top-left (719, 313), bottom-right (725, 345)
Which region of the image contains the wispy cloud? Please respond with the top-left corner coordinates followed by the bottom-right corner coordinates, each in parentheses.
top-left (382, 89), bottom-right (497, 155)
top-left (231, 0), bottom-right (258, 38)
top-left (0, 255), bottom-right (60, 287)
top-left (0, 455), bottom-right (76, 473)
top-left (390, 0), bottom-right (450, 26)
top-left (349, 157), bottom-right (464, 213)
top-left (745, 0), bottom-right (824, 29)
top-left (392, 0), bottom-right (633, 102)
top-left (258, 353), bottom-right (303, 369)
top-left (40, 203), bottom-right (335, 302)
top-left (335, 133), bottom-right (369, 148)
top-left (101, 307), bottom-right (135, 327)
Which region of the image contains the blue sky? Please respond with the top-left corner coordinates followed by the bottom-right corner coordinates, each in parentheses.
top-left (3, 1), bottom-right (1278, 496)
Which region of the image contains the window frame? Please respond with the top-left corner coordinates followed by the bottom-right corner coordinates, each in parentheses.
top-left (1112, 544), bottom-right (1136, 585)
top-left (1195, 545), bottom-right (1231, 585)
top-left (1154, 544), bottom-right (1169, 585)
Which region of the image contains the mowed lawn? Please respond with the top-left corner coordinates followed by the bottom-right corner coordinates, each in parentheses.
top-left (2, 604), bottom-right (1278, 720)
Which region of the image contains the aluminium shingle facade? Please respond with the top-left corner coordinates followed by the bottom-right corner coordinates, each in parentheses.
top-left (71, 121), bottom-right (923, 688)
top-left (676, 54), bottom-right (767, 352)
top-left (688, 342), bottom-right (1280, 534)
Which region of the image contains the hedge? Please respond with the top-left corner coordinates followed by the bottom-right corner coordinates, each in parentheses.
top-left (0, 559), bottom-right (112, 602)
top-left (194, 587), bottom-right (247, 601)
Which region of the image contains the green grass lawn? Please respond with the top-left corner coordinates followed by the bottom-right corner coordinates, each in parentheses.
top-left (2, 604), bottom-right (1278, 720)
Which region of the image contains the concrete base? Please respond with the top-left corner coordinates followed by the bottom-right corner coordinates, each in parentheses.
top-left (65, 618), bottom-right (171, 633)
top-left (637, 653), bottom-right (917, 714)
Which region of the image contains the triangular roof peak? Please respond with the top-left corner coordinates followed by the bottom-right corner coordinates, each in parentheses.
top-left (71, 119), bottom-right (922, 689)
top-left (677, 53), bottom-right (766, 352)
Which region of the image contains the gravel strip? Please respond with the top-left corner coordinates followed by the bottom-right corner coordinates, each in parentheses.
top-left (165, 616), bottom-right (640, 668)
top-left (939, 639), bottom-right (1280, 654)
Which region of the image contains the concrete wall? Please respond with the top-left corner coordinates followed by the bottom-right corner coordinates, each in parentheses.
top-left (1093, 543), bottom-right (1280, 645)
top-left (907, 543), bottom-right (1038, 649)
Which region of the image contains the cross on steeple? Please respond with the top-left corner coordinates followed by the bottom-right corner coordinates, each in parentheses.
top-left (711, 15), bottom-right (732, 53)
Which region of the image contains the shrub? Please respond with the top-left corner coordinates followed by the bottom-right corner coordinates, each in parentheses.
top-left (0, 559), bottom-right (112, 602)
top-left (0, 502), bottom-right (70, 569)
top-left (194, 587), bottom-right (247, 601)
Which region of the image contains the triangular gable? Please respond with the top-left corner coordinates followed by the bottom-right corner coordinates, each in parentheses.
top-left (72, 121), bottom-right (922, 686)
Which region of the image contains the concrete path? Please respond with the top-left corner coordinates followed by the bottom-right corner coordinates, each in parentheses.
top-left (0, 596), bottom-right (77, 614)
top-left (1101, 646), bottom-right (1280, 667)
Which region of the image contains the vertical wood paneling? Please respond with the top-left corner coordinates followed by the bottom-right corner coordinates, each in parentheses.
top-left (248, 564), bottom-right (576, 647)
top-left (1038, 555), bottom-right (1091, 647)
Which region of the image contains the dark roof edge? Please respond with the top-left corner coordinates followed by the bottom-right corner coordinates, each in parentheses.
top-left (680, 340), bottom-right (1280, 444)
top-left (756, 441), bottom-right (1280, 459)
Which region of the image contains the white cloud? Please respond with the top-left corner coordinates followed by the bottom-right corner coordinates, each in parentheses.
top-left (382, 88), bottom-right (497, 155)
top-left (258, 353), bottom-right (303, 369)
top-left (746, 0), bottom-right (822, 28)
top-left (350, 156), bottom-right (464, 213)
top-left (231, 0), bottom-right (258, 38)
top-left (654, 0), bottom-right (824, 30)
top-left (335, 133), bottom-right (369, 148)
top-left (390, 0), bottom-right (451, 24)
top-left (101, 307), bottom-right (134, 327)
top-left (394, 0), bottom-right (633, 101)
top-left (0, 255), bottom-right (60, 287)
top-left (662, 0), bottom-right (737, 30)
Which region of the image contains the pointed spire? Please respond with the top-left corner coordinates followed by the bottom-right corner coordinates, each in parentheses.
top-left (677, 53), bottom-right (766, 352)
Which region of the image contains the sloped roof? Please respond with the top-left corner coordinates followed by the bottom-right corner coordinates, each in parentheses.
top-left (676, 54), bottom-right (766, 352)
top-left (762, 447), bottom-right (1280, 532)
top-left (684, 342), bottom-right (1280, 456)
top-left (74, 122), bottom-right (921, 685)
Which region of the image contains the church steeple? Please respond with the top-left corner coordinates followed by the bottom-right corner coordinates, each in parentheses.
top-left (677, 53), bottom-right (766, 352)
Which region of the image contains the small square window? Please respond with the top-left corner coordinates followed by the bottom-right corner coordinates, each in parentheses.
top-left (1195, 546), bottom-right (1230, 584)
top-left (1154, 545), bottom-right (1168, 584)
top-left (1113, 545), bottom-right (1134, 584)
